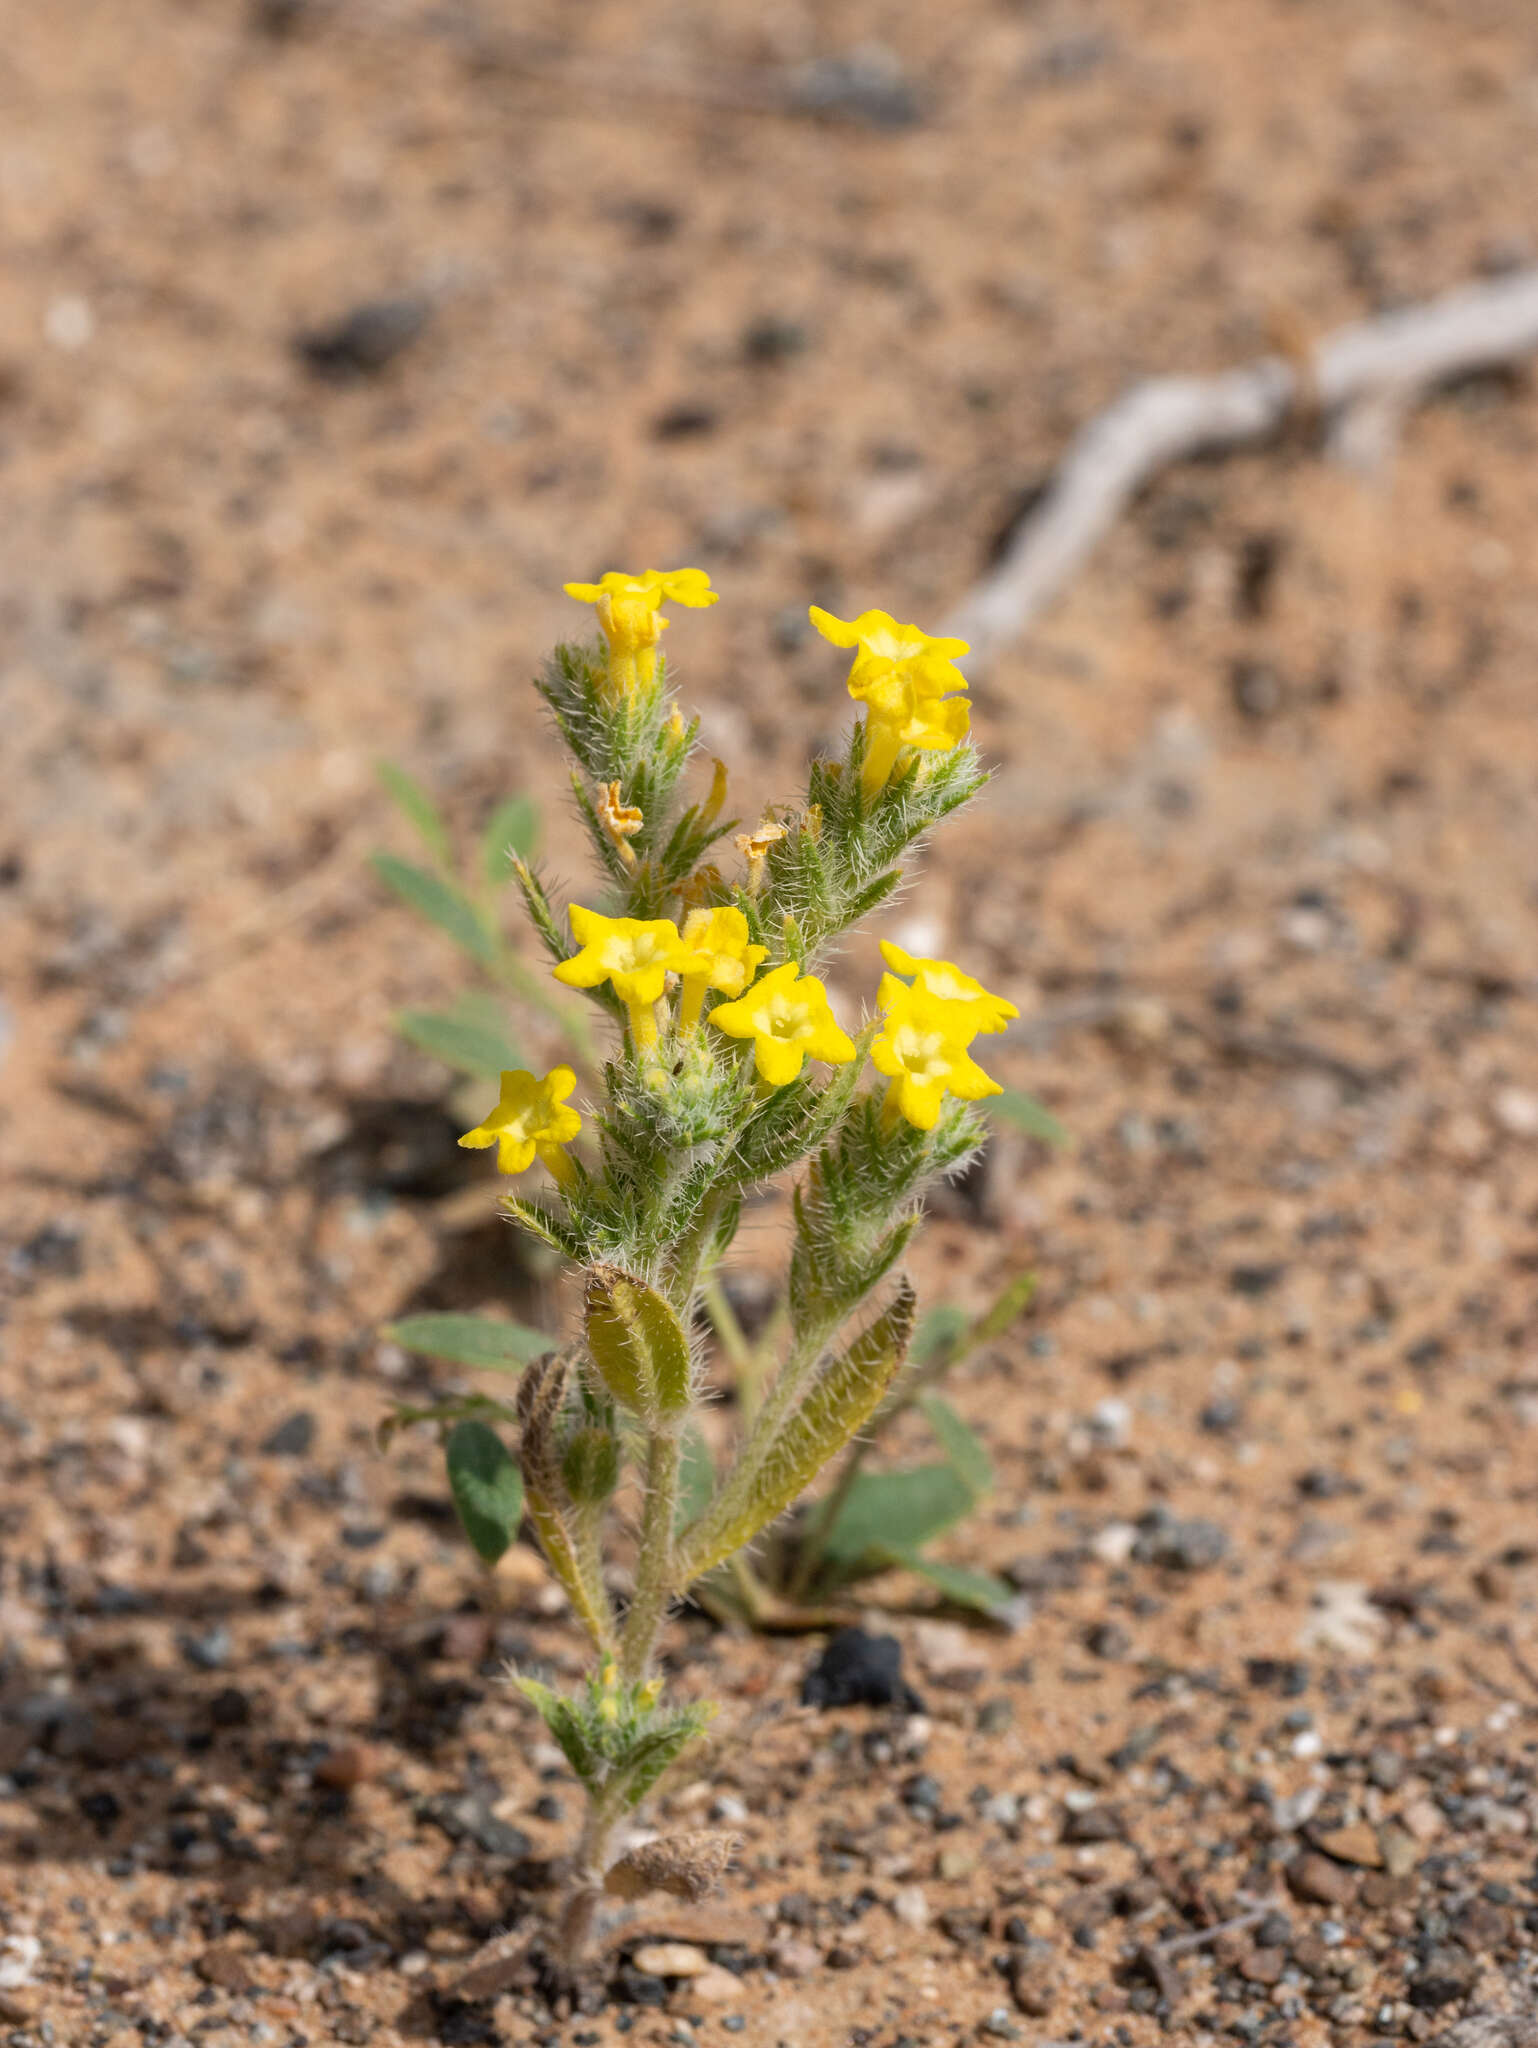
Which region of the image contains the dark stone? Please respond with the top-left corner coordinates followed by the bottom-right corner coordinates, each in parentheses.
top-left (801, 1628), bottom-right (923, 1712)
top-left (1244, 1657), bottom-right (1309, 1697)
top-left (1062, 1806), bottom-right (1123, 1844)
top-left (260, 1411), bottom-right (315, 1458)
top-left (1229, 1263), bottom-right (1285, 1297)
top-left (208, 1687), bottom-right (251, 1728)
top-left (1229, 659), bottom-right (1287, 720)
top-left (611, 1965), bottom-right (668, 2008)
top-left (294, 297), bottom-right (430, 381)
top-left (786, 48), bottom-right (924, 130)
top-left (743, 316), bottom-right (810, 365)
top-left (78, 1788), bottom-right (122, 1834)
top-left (1085, 1622), bottom-right (1131, 1660)
top-left (424, 1794), bottom-right (532, 1861)
top-left (1133, 1510), bottom-right (1230, 1572)
top-left (1409, 1950), bottom-right (1477, 2010)
top-left (651, 403), bottom-right (717, 440)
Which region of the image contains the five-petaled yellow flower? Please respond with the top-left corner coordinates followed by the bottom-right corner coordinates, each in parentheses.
top-left (565, 568), bottom-right (718, 701)
top-left (675, 907), bottom-right (767, 1034)
top-left (553, 905), bottom-right (686, 1049)
top-left (871, 987), bottom-right (1002, 1132)
top-left (879, 940), bottom-right (1019, 1035)
top-left (710, 962), bottom-right (856, 1087)
top-left (459, 1067), bottom-right (583, 1184)
top-left (810, 605), bottom-right (971, 797)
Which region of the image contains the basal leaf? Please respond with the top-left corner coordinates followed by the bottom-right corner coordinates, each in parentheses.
top-left (820, 1463), bottom-right (973, 1572)
top-left (918, 1393), bottom-right (992, 1498)
top-left (444, 1419), bottom-right (523, 1566)
top-left (384, 1311), bottom-right (548, 1371)
top-left (376, 759), bottom-right (451, 867)
top-left (990, 1089), bottom-right (1069, 1147)
top-left (372, 852), bottom-right (498, 968)
top-left (884, 1547), bottom-right (1012, 1614)
top-left (481, 794), bottom-right (540, 885)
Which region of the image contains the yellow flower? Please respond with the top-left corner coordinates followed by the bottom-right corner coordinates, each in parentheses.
top-left (710, 962), bottom-right (857, 1087)
top-left (553, 905), bottom-right (687, 1049)
top-left (870, 989), bottom-right (1001, 1132)
top-left (878, 941), bottom-right (1019, 1034)
top-left (809, 604), bottom-right (971, 797)
top-left (675, 907), bottom-right (767, 1033)
top-left (564, 568), bottom-right (718, 700)
top-left (458, 1066), bottom-right (582, 1184)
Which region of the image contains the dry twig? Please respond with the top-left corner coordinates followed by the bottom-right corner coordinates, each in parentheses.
top-left (945, 269), bottom-right (1538, 671)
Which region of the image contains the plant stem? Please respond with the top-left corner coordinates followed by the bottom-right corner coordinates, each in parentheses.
top-left (619, 1428), bottom-right (681, 1683)
top-left (700, 1271), bottom-right (756, 1381)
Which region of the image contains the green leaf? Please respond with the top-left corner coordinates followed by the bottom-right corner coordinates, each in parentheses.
top-left (444, 1419), bottom-right (523, 1566)
top-left (376, 759), bottom-right (451, 867)
top-left (885, 1548), bottom-right (1013, 1614)
top-left (397, 992), bottom-right (523, 1079)
top-left (820, 1464), bottom-right (973, 1572)
top-left (376, 1390), bottom-right (516, 1451)
top-left (910, 1303), bottom-right (969, 1369)
top-left (920, 1394), bottom-right (993, 1497)
top-left (481, 795), bottom-right (540, 885)
top-left (990, 1089), bottom-right (1069, 1147)
top-left (675, 1424), bottom-right (715, 1535)
top-left (372, 852), bottom-right (498, 968)
top-left (384, 1312), bottom-right (549, 1372)
top-left (585, 1267), bottom-right (694, 1423)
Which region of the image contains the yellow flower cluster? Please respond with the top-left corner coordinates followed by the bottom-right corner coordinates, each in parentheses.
top-left (809, 607), bottom-right (972, 797)
top-left (458, 926), bottom-right (1016, 1182)
top-left (564, 568), bottom-right (718, 702)
top-left (871, 940), bottom-right (1017, 1132)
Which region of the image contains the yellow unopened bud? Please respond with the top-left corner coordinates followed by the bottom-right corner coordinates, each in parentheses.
top-left (700, 757), bottom-right (729, 828)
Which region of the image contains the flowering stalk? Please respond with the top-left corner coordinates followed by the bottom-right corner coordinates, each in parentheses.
top-left (430, 568), bottom-right (1017, 1969)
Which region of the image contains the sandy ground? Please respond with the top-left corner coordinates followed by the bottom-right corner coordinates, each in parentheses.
top-left (4, 2), bottom-right (1538, 2044)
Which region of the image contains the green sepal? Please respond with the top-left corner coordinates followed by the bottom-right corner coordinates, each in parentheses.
top-left (561, 1426), bottom-right (621, 1505)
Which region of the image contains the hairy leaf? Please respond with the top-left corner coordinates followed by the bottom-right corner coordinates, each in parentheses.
top-left (585, 1267), bottom-right (693, 1422)
top-left (674, 1423), bottom-right (716, 1535)
top-left (680, 1282), bottom-right (914, 1580)
top-left (445, 1419), bottom-right (523, 1565)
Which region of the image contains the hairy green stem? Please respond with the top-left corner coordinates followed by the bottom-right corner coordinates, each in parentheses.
top-left (619, 1428), bottom-right (681, 1682)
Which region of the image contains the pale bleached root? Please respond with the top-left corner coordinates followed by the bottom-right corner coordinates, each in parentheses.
top-left (943, 268), bottom-right (1538, 673)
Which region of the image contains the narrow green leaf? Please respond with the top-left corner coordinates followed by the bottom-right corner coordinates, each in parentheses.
top-left (384, 1312), bottom-right (548, 1371)
top-left (445, 1419), bottom-right (524, 1565)
top-left (481, 795), bottom-right (540, 885)
top-left (909, 1303), bottom-right (969, 1369)
top-left (372, 852), bottom-right (498, 968)
top-left (990, 1089), bottom-right (1069, 1147)
top-left (969, 1269), bottom-right (1038, 1349)
top-left (376, 759), bottom-right (451, 867)
top-left (820, 1464), bottom-right (973, 1570)
top-left (376, 1390), bottom-right (516, 1451)
top-left (885, 1548), bottom-right (1012, 1614)
top-left (397, 993), bottom-right (522, 1079)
